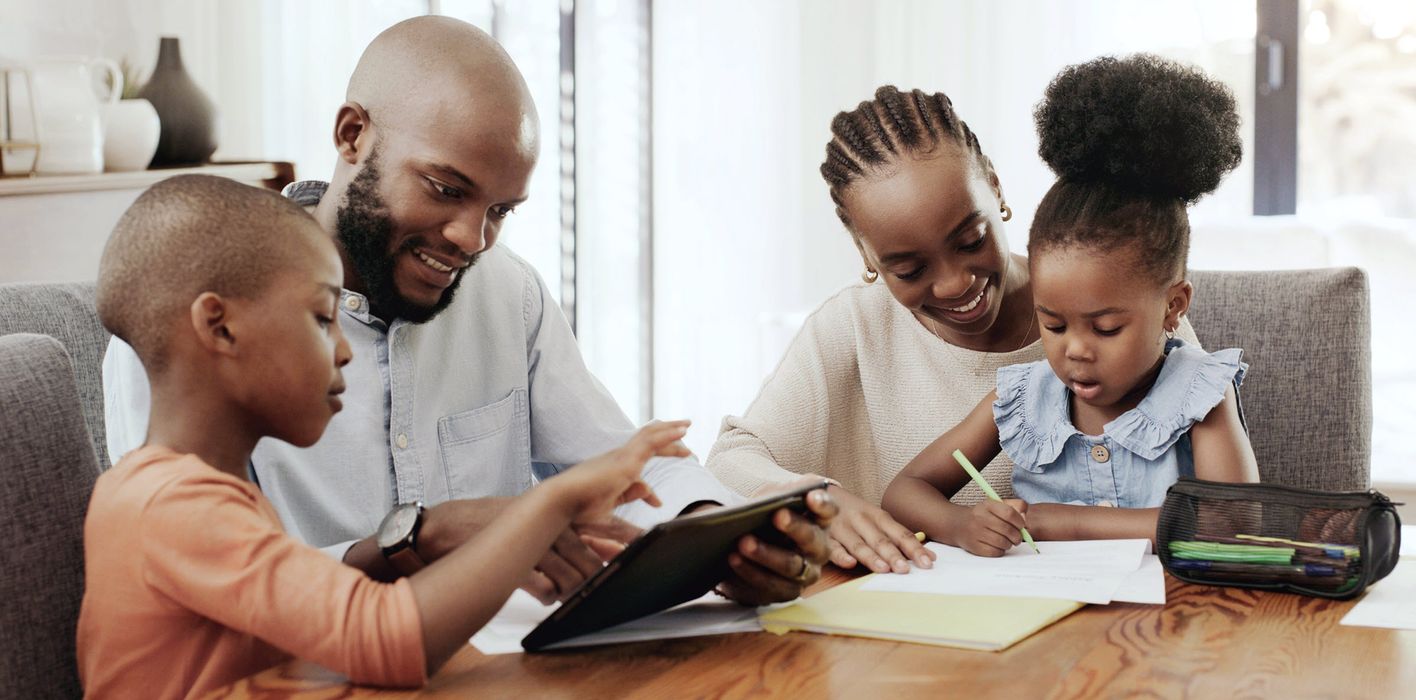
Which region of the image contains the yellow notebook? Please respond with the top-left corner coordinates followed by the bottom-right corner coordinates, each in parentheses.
top-left (759, 576), bottom-right (1083, 651)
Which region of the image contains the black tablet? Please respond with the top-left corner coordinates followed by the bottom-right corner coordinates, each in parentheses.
top-left (521, 480), bottom-right (828, 651)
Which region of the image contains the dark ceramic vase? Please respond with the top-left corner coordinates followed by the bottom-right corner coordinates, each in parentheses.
top-left (139, 37), bottom-right (218, 166)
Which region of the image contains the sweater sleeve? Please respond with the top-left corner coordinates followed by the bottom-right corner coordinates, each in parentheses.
top-left (138, 475), bottom-right (427, 687)
top-left (706, 291), bottom-right (864, 497)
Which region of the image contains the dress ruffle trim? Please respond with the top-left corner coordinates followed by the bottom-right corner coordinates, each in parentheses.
top-left (1107, 345), bottom-right (1247, 460)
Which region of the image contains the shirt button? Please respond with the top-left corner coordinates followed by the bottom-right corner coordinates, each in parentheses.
top-left (1090, 444), bottom-right (1110, 463)
top-left (396, 433), bottom-right (409, 449)
top-left (345, 296), bottom-right (362, 311)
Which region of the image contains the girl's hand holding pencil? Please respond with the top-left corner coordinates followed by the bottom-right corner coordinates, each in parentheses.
top-left (952, 450), bottom-right (1041, 557)
top-left (960, 498), bottom-right (1032, 557)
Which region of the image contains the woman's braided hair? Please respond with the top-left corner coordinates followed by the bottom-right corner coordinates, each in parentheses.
top-left (821, 86), bottom-right (997, 232)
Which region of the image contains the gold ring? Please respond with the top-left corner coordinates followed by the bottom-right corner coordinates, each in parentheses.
top-left (793, 556), bottom-right (812, 585)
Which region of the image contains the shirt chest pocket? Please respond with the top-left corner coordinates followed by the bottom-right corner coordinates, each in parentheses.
top-left (437, 388), bottom-right (532, 499)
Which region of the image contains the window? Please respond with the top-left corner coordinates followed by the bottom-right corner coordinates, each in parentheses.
top-left (1296, 0), bottom-right (1416, 484)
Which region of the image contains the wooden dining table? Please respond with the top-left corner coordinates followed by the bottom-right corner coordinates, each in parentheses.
top-left (206, 566), bottom-right (1416, 699)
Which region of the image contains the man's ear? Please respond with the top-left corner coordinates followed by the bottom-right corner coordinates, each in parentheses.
top-left (1165, 279), bottom-right (1194, 330)
top-left (189, 292), bottom-right (237, 356)
top-left (332, 101), bottom-right (373, 165)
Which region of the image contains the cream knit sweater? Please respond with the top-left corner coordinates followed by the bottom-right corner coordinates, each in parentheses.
top-left (706, 282), bottom-right (1199, 507)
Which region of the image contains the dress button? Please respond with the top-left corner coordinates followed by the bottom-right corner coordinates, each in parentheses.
top-left (395, 433), bottom-right (409, 449)
top-left (345, 296), bottom-right (361, 311)
top-left (1090, 444), bottom-right (1110, 463)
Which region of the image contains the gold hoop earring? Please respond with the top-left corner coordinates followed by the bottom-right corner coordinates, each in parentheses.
top-left (862, 268), bottom-right (879, 284)
top-left (1000, 204), bottom-right (1013, 222)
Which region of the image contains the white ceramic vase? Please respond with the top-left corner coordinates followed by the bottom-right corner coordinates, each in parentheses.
top-left (103, 98), bottom-right (161, 171)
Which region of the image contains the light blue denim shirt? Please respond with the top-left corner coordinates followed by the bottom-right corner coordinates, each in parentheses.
top-left (992, 339), bottom-right (1246, 509)
top-left (103, 180), bottom-right (739, 557)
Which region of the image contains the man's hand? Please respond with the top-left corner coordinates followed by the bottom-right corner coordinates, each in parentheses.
top-left (418, 498), bottom-right (643, 604)
top-left (710, 488), bottom-right (838, 606)
top-left (518, 518), bottom-right (643, 603)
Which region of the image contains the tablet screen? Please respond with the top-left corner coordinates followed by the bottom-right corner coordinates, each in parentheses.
top-left (522, 480), bottom-right (827, 651)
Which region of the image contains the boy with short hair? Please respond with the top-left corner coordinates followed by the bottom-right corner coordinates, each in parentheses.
top-left (78, 174), bottom-right (685, 699)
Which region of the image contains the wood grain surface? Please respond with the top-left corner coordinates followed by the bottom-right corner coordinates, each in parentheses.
top-left (204, 570), bottom-right (1416, 699)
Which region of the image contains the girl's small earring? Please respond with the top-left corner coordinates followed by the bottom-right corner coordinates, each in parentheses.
top-left (1000, 203), bottom-right (1013, 222)
top-left (862, 268), bottom-right (879, 284)
top-left (1164, 326), bottom-right (1176, 341)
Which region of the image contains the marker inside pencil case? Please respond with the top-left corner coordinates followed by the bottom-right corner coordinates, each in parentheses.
top-left (1194, 533), bottom-right (1359, 560)
top-left (1169, 560), bottom-right (1345, 577)
top-left (1168, 541), bottom-right (1294, 564)
top-left (1180, 541), bottom-right (1356, 571)
top-left (1168, 560), bottom-right (1356, 589)
top-left (1234, 534), bottom-right (1360, 560)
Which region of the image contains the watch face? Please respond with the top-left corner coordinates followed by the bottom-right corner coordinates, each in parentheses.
top-left (377, 504), bottom-right (419, 549)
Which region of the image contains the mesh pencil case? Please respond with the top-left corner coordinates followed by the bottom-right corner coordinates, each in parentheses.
top-left (1155, 477), bottom-right (1401, 599)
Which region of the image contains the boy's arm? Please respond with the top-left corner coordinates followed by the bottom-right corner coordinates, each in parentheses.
top-left (881, 392), bottom-right (1025, 554)
top-left (408, 421), bottom-right (682, 673)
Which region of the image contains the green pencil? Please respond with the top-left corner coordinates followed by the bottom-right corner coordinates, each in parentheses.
top-left (952, 449), bottom-right (1040, 554)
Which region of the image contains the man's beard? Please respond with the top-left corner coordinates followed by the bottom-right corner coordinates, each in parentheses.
top-left (335, 153), bottom-right (474, 324)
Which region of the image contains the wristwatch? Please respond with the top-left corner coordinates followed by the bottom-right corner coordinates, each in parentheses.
top-left (376, 501), bottom-right (427, 576)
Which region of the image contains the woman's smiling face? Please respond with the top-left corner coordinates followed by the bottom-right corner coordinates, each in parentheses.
top-left (841, 150), bottom-right (1017, 348)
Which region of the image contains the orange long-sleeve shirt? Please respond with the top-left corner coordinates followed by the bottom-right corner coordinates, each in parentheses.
top-left (77, 446), bottom-right (426, 699)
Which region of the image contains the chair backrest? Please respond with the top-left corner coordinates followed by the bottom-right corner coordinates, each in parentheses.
top-left (0, 282), bottom-right (111, 470)
top-left (0, 334), bottom-right (100, 699)
top-left (1187, 268), bottom-right (1371, 491)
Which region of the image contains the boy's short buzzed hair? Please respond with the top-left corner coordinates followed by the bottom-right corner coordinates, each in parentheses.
top-left (97, 175), bottom-right (327, 372)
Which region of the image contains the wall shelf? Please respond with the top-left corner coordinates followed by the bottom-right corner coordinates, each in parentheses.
top-left (0, 161), bottom-right (294, 197)
top-left (0, 161), bottom-right (296, 285)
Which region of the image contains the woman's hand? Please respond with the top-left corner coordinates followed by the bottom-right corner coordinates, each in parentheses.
top-left (819, 485), bottom-right (934, 573)
top-left (958, 498), bottom-right (1028, 557)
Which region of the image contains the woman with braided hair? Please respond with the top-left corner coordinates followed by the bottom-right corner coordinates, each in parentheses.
top-left (707, 71), bottom-right (1205, 573)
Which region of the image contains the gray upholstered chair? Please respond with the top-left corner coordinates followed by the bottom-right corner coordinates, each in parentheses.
top-left (0, 334), bottom-right (101, 699)
top-left (0, 282), bottom-right (111, 470)
top-left (1188, 268), bottom-right (1371, 491)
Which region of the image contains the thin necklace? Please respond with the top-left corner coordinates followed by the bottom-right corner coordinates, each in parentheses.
top-left (926, 310), bottom-right (1037, 368)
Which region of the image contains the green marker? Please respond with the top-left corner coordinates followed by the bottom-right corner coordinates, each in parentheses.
top-left (952, 449), bottom-right (1040, 554)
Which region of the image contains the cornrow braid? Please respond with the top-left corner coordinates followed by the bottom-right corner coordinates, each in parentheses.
top-left (820, 86), bottom-right (994, 231)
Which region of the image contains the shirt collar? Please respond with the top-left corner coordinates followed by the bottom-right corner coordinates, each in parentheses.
top-left (281, 180), bottom-right (329, 207)
top-left (282, 181), bottom-right (384, 330)
top-left (338, 289), bottom-right (382, 328)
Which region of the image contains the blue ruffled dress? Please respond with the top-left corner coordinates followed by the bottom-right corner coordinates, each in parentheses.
top-left (992, 339), bottom-right (1247, 508)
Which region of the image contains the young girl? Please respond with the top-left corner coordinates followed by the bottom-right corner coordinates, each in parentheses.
top-left (881, 54), bottom-right (1260, 556)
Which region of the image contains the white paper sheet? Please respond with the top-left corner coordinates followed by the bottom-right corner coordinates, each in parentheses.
top-left (1340, 559), bottom-right (1416, 630)
top-left (1111, 555), bottom-right (1166, 605)
top-left (859, 539), bottom-right (1151, 605)
top-left (1401, 525), bottom-right (1415, 558)
top-left (469, 590), bottom-right (762, 654)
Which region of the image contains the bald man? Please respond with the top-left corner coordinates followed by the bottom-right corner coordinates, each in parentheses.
top-left (103, 16), bottom-right (833, 607)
